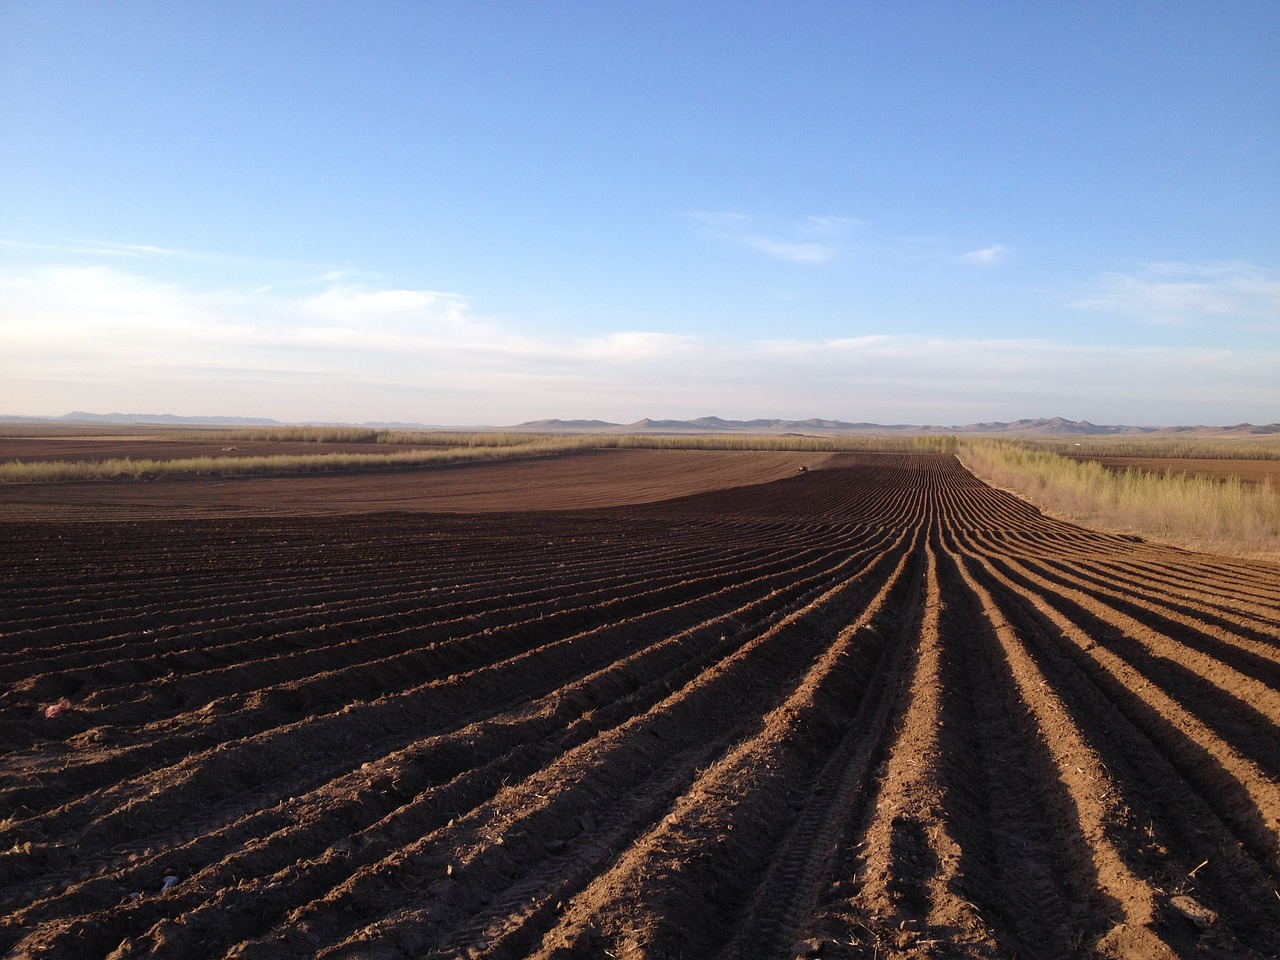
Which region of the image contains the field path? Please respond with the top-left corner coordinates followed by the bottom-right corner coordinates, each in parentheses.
top-left (1, 453), bottom-right (1277, 958)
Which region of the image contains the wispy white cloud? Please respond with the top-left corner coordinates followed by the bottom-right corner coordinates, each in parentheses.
top-left (2, 263), bottom-right (1275, 425)
top-left (1074, 261), bottom-right (1280, 329)
top-left (687, 215), bottom-right (1014, 270)
top-left (574, 331), bottom-right (702, 362)
top-left (805, 215), bottom-right (862, 235)
top-left (959, 244), bottom-right (1008, 265)
top-left (81, 240), bottom-right (184, 258)
top-left (295, 285), bottom-right (474, 331)
top-left (741, 235), bottom-right (837, 263)
top-left (689, 211), bottom-right (853, 264)
top-left (1, 238), bottom-right (188, 259)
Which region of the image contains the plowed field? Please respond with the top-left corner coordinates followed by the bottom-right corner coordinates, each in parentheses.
top-left (2, 453), bottom-right (1277, 959)
top-left (1072, 456), bottom-right (1280, 488)
top-left (0, 449), bottom-right (831, 519)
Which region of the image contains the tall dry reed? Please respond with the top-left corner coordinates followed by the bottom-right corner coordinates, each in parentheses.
top-left (958, 440), bottom-right (1280, 557)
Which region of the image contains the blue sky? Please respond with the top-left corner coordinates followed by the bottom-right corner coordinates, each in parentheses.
top-left (3, 2), bottom-right (1277, 425)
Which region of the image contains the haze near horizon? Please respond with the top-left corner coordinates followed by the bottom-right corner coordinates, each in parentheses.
top-left (2, 2), bottom-right (1277, 426)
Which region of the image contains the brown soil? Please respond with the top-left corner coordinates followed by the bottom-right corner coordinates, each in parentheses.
top-left (1073, 455), bottom-right (1280, 487)
top-left (0, 448), bottom-right (830, 520)
top-left (0, 437), bottom-right (399, 464)
top-left (1, 453), bottom-right (1277, 959)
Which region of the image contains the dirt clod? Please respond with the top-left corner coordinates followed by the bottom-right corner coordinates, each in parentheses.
top-left (1169, 895), bottom-right (1218, 930)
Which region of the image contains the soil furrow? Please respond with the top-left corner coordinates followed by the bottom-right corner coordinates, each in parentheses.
top-left (980, 552), bottom-right (1280, 785)
top-left (0, 537), bottom-right (864, 942)
top-left (718, 532), bottom-right (937, 960)
top-left (220, 535), bottom-right (915, 959)
top-left (528, 533), bottom-right (922, 958)
top-left (0, 532), bottom-right (885, 820)
top-left (942, 544), bottom-right (1176, 957)
top-left (959, 547), bottom-right (1280, 955)
top-left (1035, 553), bottom-right (1280, 665)
top-left (3, 452), bottom-right (1276, 960)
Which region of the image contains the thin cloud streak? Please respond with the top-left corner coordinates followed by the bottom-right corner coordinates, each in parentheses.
top-left (960, 244), bottom-right (1009, 265)
top-left (2, 264), bottom-right (1274, 426)
top-left (689, 211), bottom-right (852, 264)
top-left (741, 235), bottom-right (837, 263)
top-left (1, 238), bottom-right (195, 260)
top-left (1074, 261), bottom-right (1280, 329)
top-left (686, 216), bottom-right (1018, 270)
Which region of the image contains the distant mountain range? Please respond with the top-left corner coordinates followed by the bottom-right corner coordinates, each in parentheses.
top-left (3, 412), bottom-right (1277, 436)
top-left (0, 412), bottom-right (429, 429)
top-left (513, 416), bottom-right (1280, 437)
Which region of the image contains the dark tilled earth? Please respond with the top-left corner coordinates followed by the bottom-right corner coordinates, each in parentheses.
top-left (1, 452), bottom-right (1278, 959)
